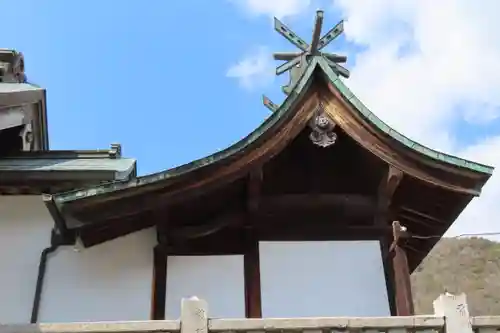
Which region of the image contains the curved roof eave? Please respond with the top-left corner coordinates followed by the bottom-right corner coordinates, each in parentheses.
top-left (51, 58), bottom-right (320, 205)
top-left (51, 57), bottom-right (493, 205)
top-left (314, 58), bottom-right (494, 175)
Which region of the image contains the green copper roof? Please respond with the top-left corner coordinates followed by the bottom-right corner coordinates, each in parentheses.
top-left (315, 58), bottom-right (494, 174)
top-left (51, 56), bottom-right (493, 205)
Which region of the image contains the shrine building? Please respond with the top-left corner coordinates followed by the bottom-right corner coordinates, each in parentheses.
top-left (0, 11), bottom-right (494, 324)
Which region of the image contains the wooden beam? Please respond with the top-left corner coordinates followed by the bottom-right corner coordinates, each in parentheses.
top-left (244, 169), bottom-right (262, 318)
top-left (399, 213), bottom-right (437, 230)
top-left (259, 194), bottom-right (376, 214)
top-left (376, 165), bottom-right (403, 316)
top-left (74, 193), bottom-right (377, 231)
top-left (150, 245), bottom-right (167, 320)
top-left (259, 224), bottom-right (389, 241)
top-left (400, 206), bottom-right (447, 225)
top-left (391, 221), bottom-right (415, 316)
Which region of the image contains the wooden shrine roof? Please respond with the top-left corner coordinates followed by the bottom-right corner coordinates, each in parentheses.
top-left (42, 14), bottom-right (493, 271)
top-left (51, 57), bottom-right (493, 205)
top-left (43, 56), bottom-right (494, 270)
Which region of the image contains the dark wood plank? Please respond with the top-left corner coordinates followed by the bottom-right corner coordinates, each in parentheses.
top-left (376, 165), bottom-right (403, 316)
top-left (151, 245), bottom-right (167, 320)
top-left (391, 221), bottom-right (415, 316)
top-left (244, 169), bottom-right (263, 318)
top-left (244, 233), bottom-right (262, 318)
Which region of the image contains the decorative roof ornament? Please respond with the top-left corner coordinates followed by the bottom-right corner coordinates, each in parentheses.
top-left (0, 49), bottom-right (26, 83)
top-left (263, 10), bottom-right (349, 113)
top-left (309, 104), bottom-right (338, 148)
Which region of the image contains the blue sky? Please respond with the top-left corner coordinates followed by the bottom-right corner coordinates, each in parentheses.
top-left (1, 0), bottom-right (362, 175)
top-left (3, 0), bottom-right (496, 172)
top-left (3, 0), bottom-right (500, 236)
top-left (1, 0), bottom-right (319, 174)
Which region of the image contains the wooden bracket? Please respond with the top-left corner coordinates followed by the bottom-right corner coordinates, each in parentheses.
top-left (377, 165), bottom-right (404, 216)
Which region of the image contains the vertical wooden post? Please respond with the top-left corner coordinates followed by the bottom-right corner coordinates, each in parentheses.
top-left (151, 219), bottom-right (169, 320)
top-left (376, 166), bottom-right (403, 316)
top-left (244, 233), bottom-right (262, 318)
top-left (244, 169), bottom-right (263, 318)
top-left (181, 297), bottom-right (208, 333)
top-left (433, 293), bottom-right (473, 333)
top-left (151, 245), bottom-right (167, 320)
top-left (391, 221), bottom-right (415, 316)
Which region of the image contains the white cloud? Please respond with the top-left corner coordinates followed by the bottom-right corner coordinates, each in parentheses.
top-left (332, 0), bottom-right (500, 239)
top-left (447, 136), bottom-right (500, 238)
top-left (226, 47), bottom-right (275, 91)
top-left (231, 0), bottom-right (312, 20)
top-left (230, 0), bottom-right (500, 239)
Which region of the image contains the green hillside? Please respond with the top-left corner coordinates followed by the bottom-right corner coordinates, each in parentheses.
top-left (412, 237), bottom-right (500, 315)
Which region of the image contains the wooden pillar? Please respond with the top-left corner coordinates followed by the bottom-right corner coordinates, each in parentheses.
top-left (376, 165), bottom-right (403, 316)
top-left (244, 232), bottom-right (262, 318)
top-left (244, 169), bottom-right (263, 318)
top-left (151, 220), bottom-right (169, 320)
top-left (151, 245), bottom-right (167, 319)
top-left (391, 220), bottom-right (415, 316)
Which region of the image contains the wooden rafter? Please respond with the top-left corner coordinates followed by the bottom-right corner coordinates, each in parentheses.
top-left (400, 206), bottom-right (447, 225)
top-left (73, 192), bottom-right (377, 232)
top-left (398, 213), bottom-right (438, 230)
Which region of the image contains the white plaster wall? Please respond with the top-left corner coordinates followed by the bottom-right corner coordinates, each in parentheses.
top-left (166, 255), bottom-right (245, 319)
top-left (0, 196), bottom-right (53, 324)
top-left (259, 241), bottom-right (390, 318)
top-left (39, 228), bottom-right (155, 323)
top-left (0, 195), bottom-right (156, 323)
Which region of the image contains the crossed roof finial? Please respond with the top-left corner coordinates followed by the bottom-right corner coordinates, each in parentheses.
top-left (263, 10), bottom-right (349, 112)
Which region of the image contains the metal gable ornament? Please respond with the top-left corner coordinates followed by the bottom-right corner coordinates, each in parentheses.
top-left (309, 104), bottom-right (337, 148)
top-left (262, 10), bottom-right (348, 148)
